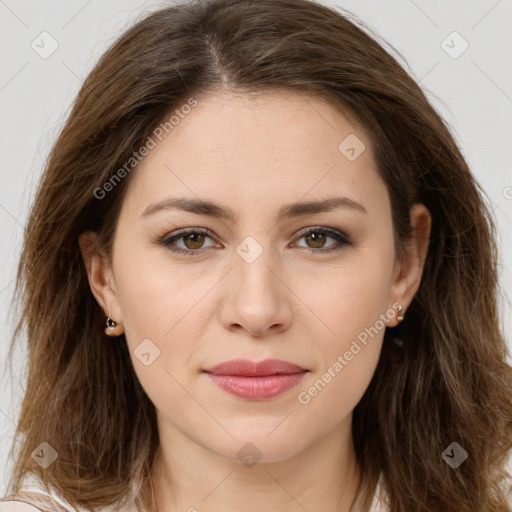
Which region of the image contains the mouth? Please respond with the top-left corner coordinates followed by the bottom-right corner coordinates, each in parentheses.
top-left (202, 359), bottom-right (309, 400)
top-left (202, 358), bottom-right (308, 377)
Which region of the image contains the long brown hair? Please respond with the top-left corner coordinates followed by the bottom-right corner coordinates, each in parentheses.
top-left (4, 0), bottom-right (512, 510)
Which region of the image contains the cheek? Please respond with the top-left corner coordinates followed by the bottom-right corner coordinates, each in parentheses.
top-left (111, 246), bottom-right (211, 391)
top-left (296, 345), bottom-right (379, 435)
top-left (112, 234), bottom-right (208, 333)
top-left (293, 250), bottom-right (393, 409)
top-left (113, 255), bottom-right (208, 412)
top-left (295, 275), bottom-right (389, 422)
top-left (297, 249), bottom-right (394, 341)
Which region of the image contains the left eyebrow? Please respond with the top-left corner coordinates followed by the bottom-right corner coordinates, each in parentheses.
top-left (140, 196), bottom-right (368, 222)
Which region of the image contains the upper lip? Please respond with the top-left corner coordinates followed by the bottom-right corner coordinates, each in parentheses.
top-left (202, 358), bottom-right (308, 376)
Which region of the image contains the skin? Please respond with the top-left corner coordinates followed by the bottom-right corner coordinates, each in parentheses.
top-left (79, 90), bottom-right (431, 512)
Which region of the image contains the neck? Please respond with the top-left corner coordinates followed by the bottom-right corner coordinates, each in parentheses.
top-left (149, 416), bottom-right (361, 512)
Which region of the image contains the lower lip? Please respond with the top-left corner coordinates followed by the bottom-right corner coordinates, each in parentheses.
top-left (204, 372), bottom-right (307, 400)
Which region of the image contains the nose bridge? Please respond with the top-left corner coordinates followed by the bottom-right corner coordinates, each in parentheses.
top-left (219, 233), bottom-right (293, 336)
top-left (235, 234), bottom-right (282, 305)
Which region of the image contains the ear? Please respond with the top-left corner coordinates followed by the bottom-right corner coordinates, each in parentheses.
top-left (389, 203), bottom-right (431, 326)
top-left (78, 231), bottom-right (122, 323)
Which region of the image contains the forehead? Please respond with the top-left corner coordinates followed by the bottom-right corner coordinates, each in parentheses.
top-left (121, 90), bottom-right (387, 221)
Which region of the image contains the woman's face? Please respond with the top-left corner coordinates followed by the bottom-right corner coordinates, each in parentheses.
top-left (82, 90), bottom-right (429, 464)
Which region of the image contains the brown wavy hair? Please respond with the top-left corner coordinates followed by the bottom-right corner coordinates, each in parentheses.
top-left (3, 0), bottom-right (512, 510)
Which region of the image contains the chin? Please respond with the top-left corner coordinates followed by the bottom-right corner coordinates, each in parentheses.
top-left (199, 425), bottom-right (309, 465)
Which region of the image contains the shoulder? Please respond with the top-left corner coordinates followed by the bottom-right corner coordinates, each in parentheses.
top-left (0, 501), bottom-right (44, 512)
top-left (0, 473), bottom-right (74, 512)
top-left (0, 473), bottom-right (138, 512)
top-left (0, 496), bottom-right (137, 512)
top-left (369, 473), bottom-right (391, 512)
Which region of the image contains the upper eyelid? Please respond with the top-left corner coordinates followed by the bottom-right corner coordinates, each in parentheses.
top-left (294, 225), bottom-right (346, 237)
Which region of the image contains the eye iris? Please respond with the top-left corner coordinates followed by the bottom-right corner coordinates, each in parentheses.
top-left (184, 233), bottom-right (205, 249)
top-left (305, 232), bottom-right (327, 248)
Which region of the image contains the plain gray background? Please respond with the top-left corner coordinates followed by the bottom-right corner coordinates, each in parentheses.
top-left (1, 0), bottom-right (511, 495)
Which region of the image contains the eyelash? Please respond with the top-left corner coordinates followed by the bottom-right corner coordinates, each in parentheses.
top-left (156, 226), bottom-right (352, 256)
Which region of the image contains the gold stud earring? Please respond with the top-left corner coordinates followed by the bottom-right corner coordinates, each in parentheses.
top-left (396, 304), bottom-right (404, 322)
top-left (105, 314), bottom-right (123, 336)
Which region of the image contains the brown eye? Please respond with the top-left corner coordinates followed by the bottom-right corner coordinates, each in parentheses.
top-left (303, 231), bottom-right (328, 249)
top-left (182, 232), bottom-right (207, 250)
top-left (158, 228), bottom-right (219, 256)
top-left (158, 226), bottom-right (352, 257)
top-left (293, 226), bottom-right (352, 254)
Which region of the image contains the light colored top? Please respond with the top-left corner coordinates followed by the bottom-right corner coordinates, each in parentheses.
top-left (0, 472), bottom-right (390, 512)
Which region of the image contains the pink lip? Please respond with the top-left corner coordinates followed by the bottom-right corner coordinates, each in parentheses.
top-left (202, 359), bottom-right (309, 400)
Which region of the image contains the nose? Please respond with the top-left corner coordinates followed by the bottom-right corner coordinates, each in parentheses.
top-left (218, 245), bottom-right (293, 338)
